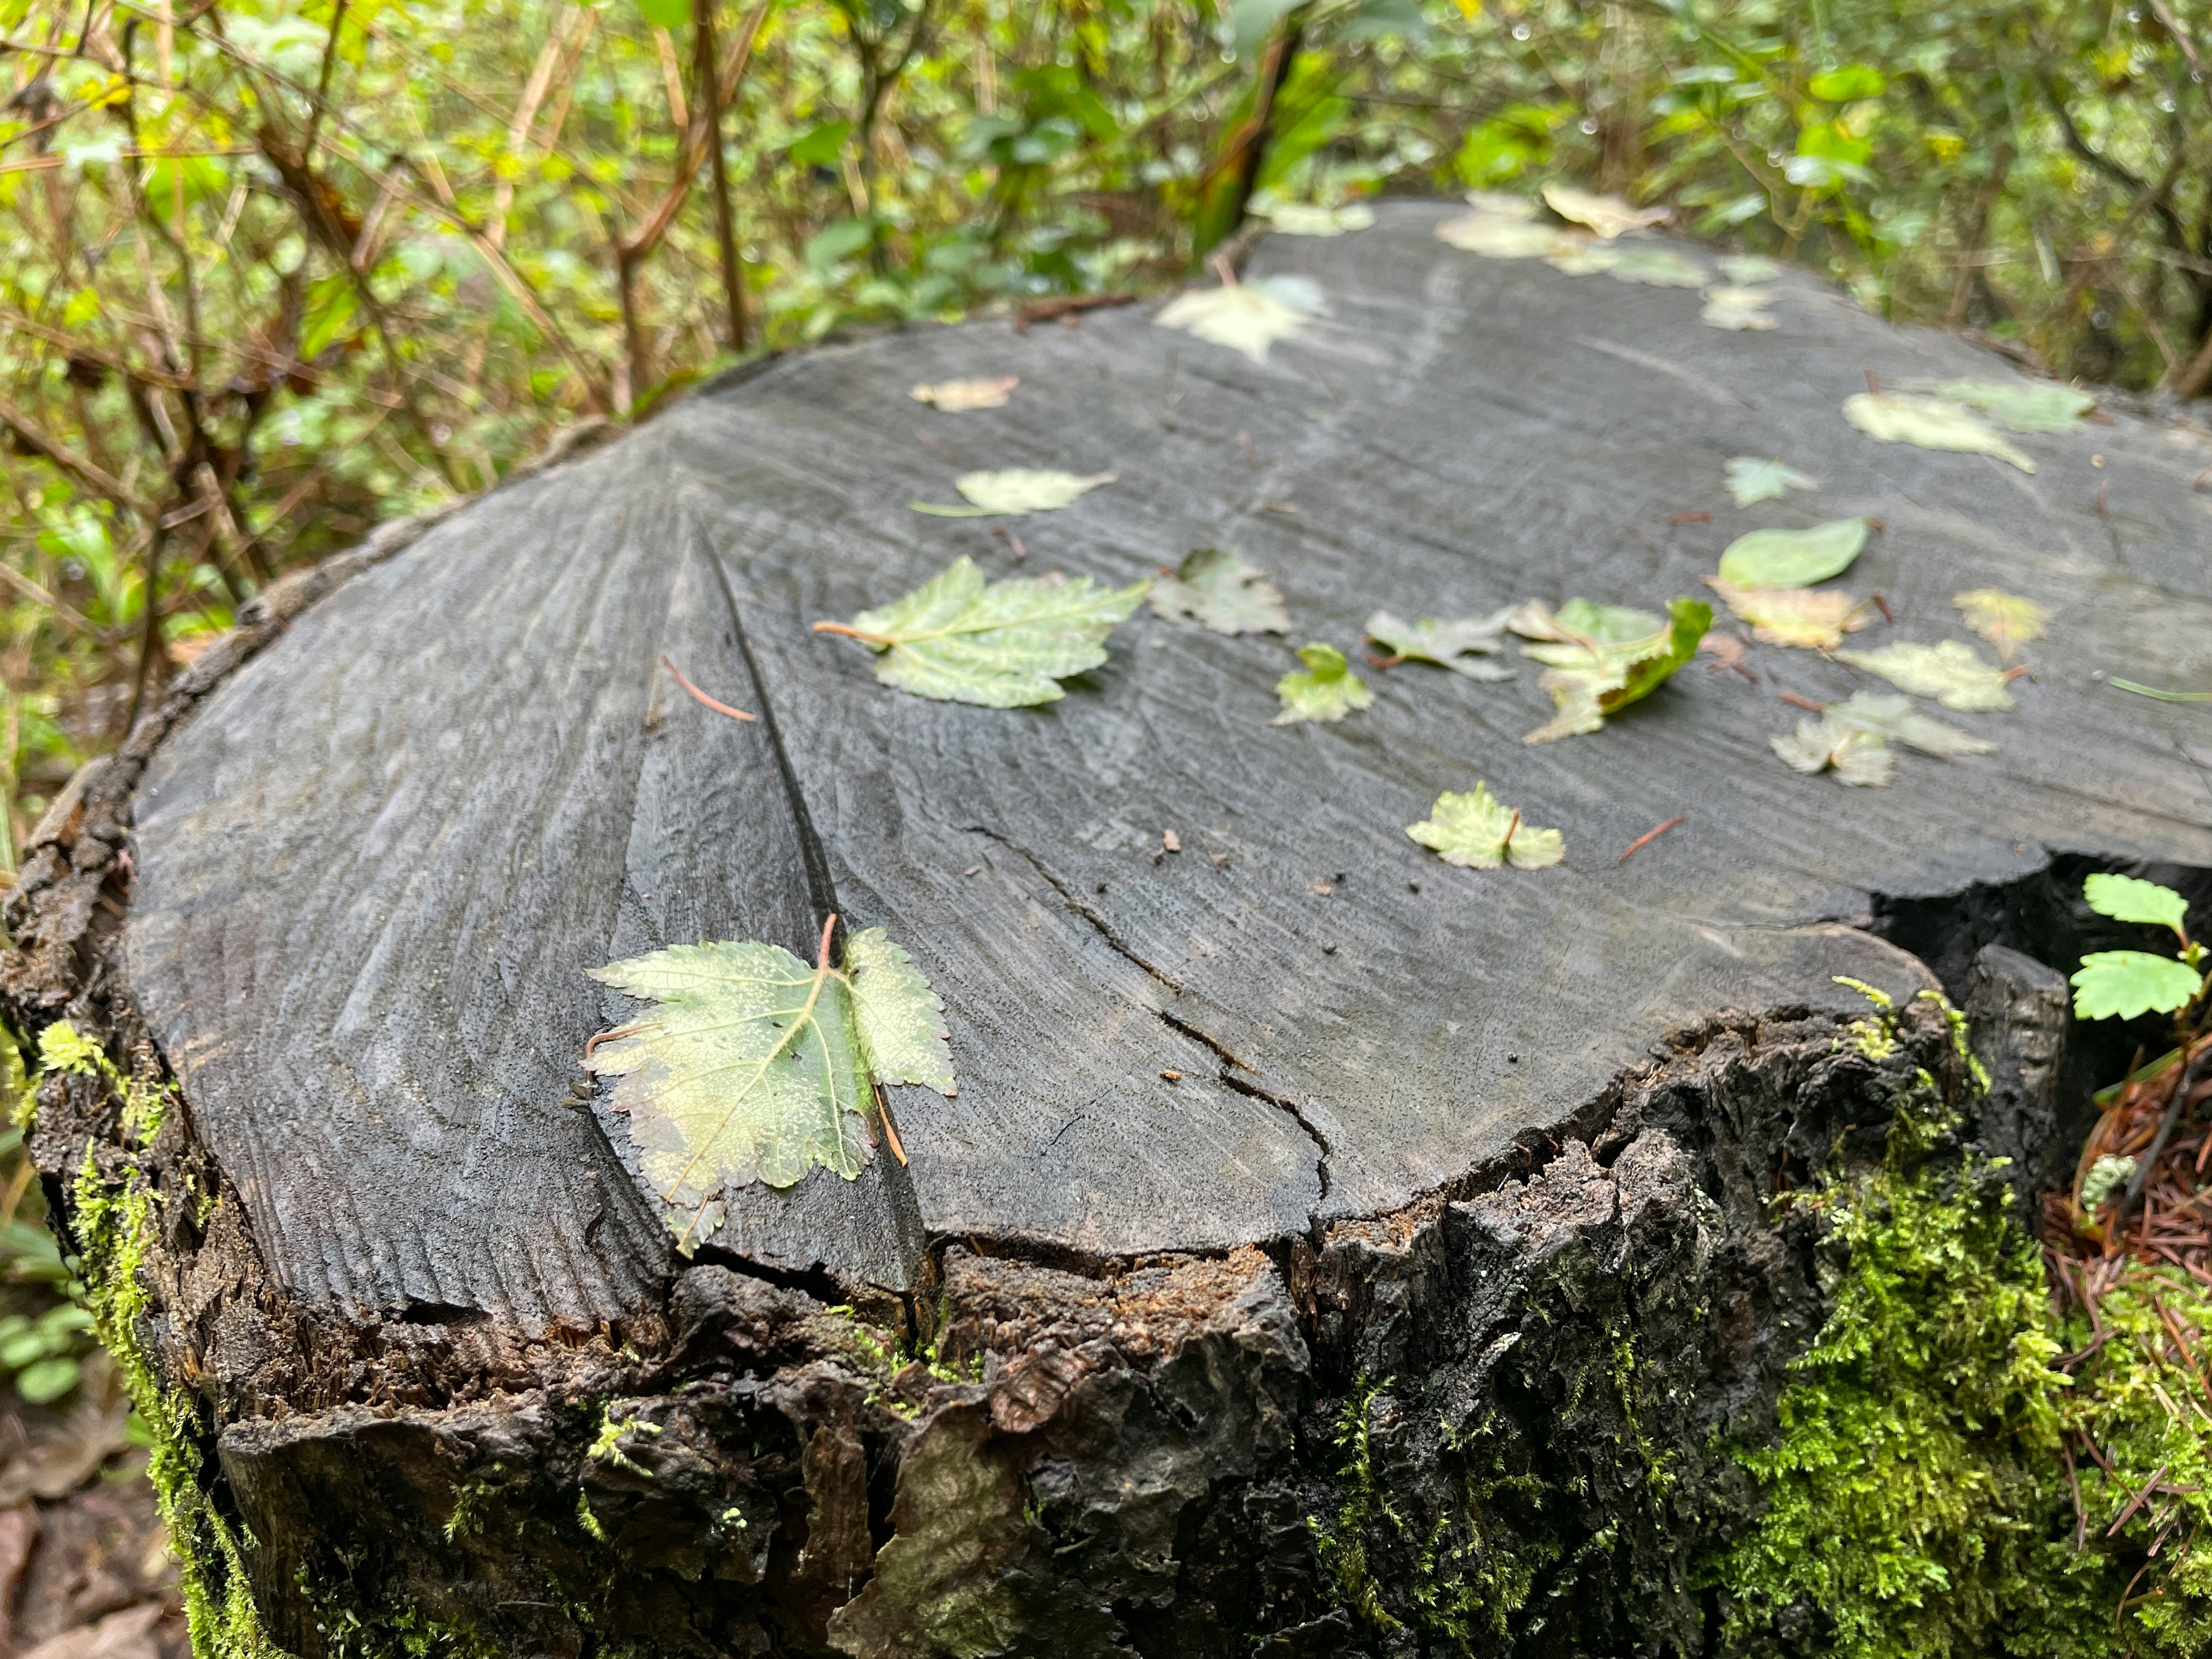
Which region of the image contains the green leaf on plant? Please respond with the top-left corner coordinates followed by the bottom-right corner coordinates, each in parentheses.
top-left (587, 923), bottom-right (953, 1238)
top-left (1808, 65), bottom-right (1886, 101)
top-left (1951, 589), bottom-right (2048, 661)
top-left (1274, 642), bottom-right (1373, 725)
top-left (1406, 781), bottom-right (1563, 869)
top-left (637, 0), bottom-right (690, 28)
top-left (1922, 379), bottom-right (2094, 433)
top-left (1715, 518), bottom-right (1868, 588)
top-left (2070, 952), bottom-right (2204, 1021)
top-left (1770, 716), bottom-right (1895, 786)
top-left (1725, 457), bottom-right (1819, 507)
top-left (1153, 274), bottom-right (1325, 363)
top-left (1150, 548), bottom-right (1290, 635)
top-left (910, 468), bottom-right (1116, 517)
top-left (787, 120), bottom-right (851, 167)
top-left (2082, 873), bottom-right (2190, 936)
top-left (1834, 639), bottom-right (2014, 711)
top-left (817, 555), bottom-right (1146, 706)
top-left (1823, 691), bottom-right (1996, 757)
top-left (1843, 392), bottom-right (2036, 472)
top-left (1365, 608), bottom-right (1515, 679)
top-left (36, 1021), bottom-right (104, 1079)
top-left (12, 1357), bottom-right (79, 1405)
top-left (1513, 597), bottom-right (1710, 744)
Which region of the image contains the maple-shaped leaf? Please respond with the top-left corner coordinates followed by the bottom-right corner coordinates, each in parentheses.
top-left (1406, 781), bottom-right (1563, 869)
top-left (1920, 378), bottom-right (2094, 433)
top-left (587, 921), bottom-right (955, 1243)
top-left (1835, 639), bottom-right (2014, 711)
top-left (1725, 456), bottom-right (1819, 508)
top-left (1705, 581), bottom-right (1872, 650)
top-left (1151, 548), bottom-right (1290, 635)
top-left (1770, 717), bottom-right (1895, 787)
top-left (1715, 518), bottom-right (1868, 588)
top-left (816, 556), bottom-right (1147, 706)
top-left (1823, 691), bottom-right (1995, 758)
top-left (1952, 588), bottom-right (2048, 661)
top-left (1273, 642), bottom-right (1373, 725)
top-left (1514, 597), bottom-right (1711, 744)
top-left (2082, 873), bottom-right (2190, 937)
top-left (1365, 608), bottom-right (1516, 679)
top-left (1842, 392), bottom-right (2036, 472)
top-left (2071, 952), bottom-right (2205, 1020)
top-left (1153, 274), bottom-right (1324, 363)
top-left (910, 376), bottom-right (1018, 411)
top-left (1259, 200), bottom-right (1375, 237)
top-left (1702, 286), bottom-right (1779, 331)
top-left (910, 468), bottom-right (1115, 517)
top-left (1435, 211), bottom-right (1566, 259)
top-left (1541, 183), bottom-right (1668, 238)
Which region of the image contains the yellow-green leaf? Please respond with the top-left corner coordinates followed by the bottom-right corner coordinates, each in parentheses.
top-left (1406, 781), bottom-right (1563, 869)
top-left (911, 469), bottom-right (1116, 517)
top-left (1951, 588), bottom-right (2048, 661)
top-left (1842, 392), bottom-right (2036, 472)
top-left (1515, 597), bottom-right (1710, 744)
top-left (1770, 717), bottom-right (1895, 786)
top-left (1274, 642), bottom-right (1373, 724)
top-left (1541, 182), bottom-right (1667, 238)
top-left (1151, 548), bottom-right (1290, 635)
top-left (1153, 274), bottom-right (1325, 363)
top-left (1705, 581), bottom-right (1873, 650)
top-left (1834, 639), bottom-right (2014, 711)
top-left (1366, 608), bottom-right (1515, 680)
top-left (1715, 518), bottom-right (1868, 588)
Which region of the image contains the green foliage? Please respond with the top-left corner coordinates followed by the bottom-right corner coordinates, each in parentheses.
top-left (2070, 952), bottom-right (2205, 1021)
top-left (2082, 874), bottom-right (2191, 938)
top-left (1834, 640), bottom-right (2016, 713)
top-left (1724, 456), bottom-right (1819, 508)
top-left (1513, 596), bottom-right (1710, 744)
top-left (1404, 781), bottom-right (1563, 870)
top-left (1715, 517), bottom-right (1869, 589)
top-left (1272, 641), bottom-right (1372, 724)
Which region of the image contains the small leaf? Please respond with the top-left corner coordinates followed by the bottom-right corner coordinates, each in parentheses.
top-left (844, 927), bottom-right (956, 1095)
top-left (2071, 952), bottom-right (2204, 1020)
top-left (1436, 212), bottom-right (1567, 259)
top-left (1152, 548), bottom-right (1290, 635)
top-left (1259, 201), bottom-right (1375, 237)
top-left (1770, 717), bottom-right (1895, 787)
top-left (911, 469), bottom-right (1116, 517)
top-left (1406, 781), bottom-right (1564, 869)
top-left (2082, 873), bottom-right (2190, 935)
top-left (1842, 392), bottom-right (2036, 473)
top-left (1274, 642), bottom-right (1374, 725)
top-left (1823, 691), bottom-right (1996, 757)
top-left (1922, 378), bottom-right (2094, 433)
top-left (1603, 244), bottom-right (1706, 288)
top-left (1834, 639), bottom-right (2014, 711)
top-left (1700, 286), bottom-right (1778, 330)
top-left (1715, 518), bottom-right (1868, 588)
top-left (1463, 191), bottom-right (1539, 219)
top-left (1154, 274), bottom-right (1325, 363)
top-left (819, 556), bottom-right (1147, 707)
top-left (1510, 599), bottom-right (1661, 643)
top-left (910, 376), bottom-right (1018, 411)
top-left (1725, 457), bottom-right (1819, 507)
top-left (787, 119), bottom-right (850, 166)
top-left (1544, 239), bottom-right (1617, 275)
top-left (1717, 255), bottom-right (1782, 283)
top-left (1808, 65), bottom-right (1885, 101)
top-left (1705, 581), bottom-right (1873, 650)
top-left (1951, 588), bottom-right (2048, 661)
top-left (1517, 598), bottom-right (1711, 744)
top-left (1365, 608), bottom-right (1516, 679)
top-left (1541, 183), bottom-right (1668, 239)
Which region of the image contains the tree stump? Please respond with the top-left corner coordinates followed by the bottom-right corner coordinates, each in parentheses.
top-left (7, 200), bottom-right (2211, 1658)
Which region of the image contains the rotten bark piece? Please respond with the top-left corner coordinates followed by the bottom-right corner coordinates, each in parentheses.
top-left (1966, 942), bottom-right (2074, 1218)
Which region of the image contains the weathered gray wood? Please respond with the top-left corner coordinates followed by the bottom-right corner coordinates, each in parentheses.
top-left (124, 200), bottom-right (2212, 1329)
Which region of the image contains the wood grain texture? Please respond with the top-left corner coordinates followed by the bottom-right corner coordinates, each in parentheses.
top-left (126, 202), bottom-right (2212, 1327)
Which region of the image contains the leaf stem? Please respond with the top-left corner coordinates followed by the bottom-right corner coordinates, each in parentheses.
top-left (812, 620), bottom-right (892, 643)
top-left (660, 654), bottom-right (755, 721)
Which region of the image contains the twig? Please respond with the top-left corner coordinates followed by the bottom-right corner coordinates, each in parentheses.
top-left (2107, 1464), bottom-right (2171, 1537)
top-left (1618, 816), bottom-right (1684, 863)
top-left (659, 654), bottom-right (755, 722)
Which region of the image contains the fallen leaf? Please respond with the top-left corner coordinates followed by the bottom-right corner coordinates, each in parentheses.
top-left (1150, 548), bottom-right (1290, 635)
top-left (1771, 715), bottom-right (1895, 786)
top-left (1842, 392), bottom-right (2036, 473)
top-left (1700, 286), bottom-right (1779, 330)
top-left (1545, 239), bottom-right (1619, 275)
top-left (910, 468), bottom-right (1116, 517)
top-left (1153, 274), bottom-right (1325, 363)
top-left (1463, 190), bottom-right (1539, 219)
top-left (1715, 518), bottom-right (1869, 588)
top-left (2071, 951), bottom-right (2206, 1020)
top-left (1406, 781), bottom-right (1564, 869)
top-left (1823, 690), bottom-right (1997, 756)
top-left (1435, 211), bottom-right (1570, 258)
top-left (1835, 639), bottom-right (2014, 711)
top-left (1705, 581), bottom-right (1873, 650)
top-left (1516, 597), bottom-right (1712, 744)
top-left (1365, 607), bottom-right (1516, 679)
top-left (1541, 182), bottom-right (1668, 238)
top-left (1952, 588), bottom-right (2050, 660)
top-left (1718, 254), bottom-right (1783, 283)
top-left (816, 555), bottom-right (1147, 706)
top-left (1725, 456), bottom-right (1819, 507)
top-left (1259, 201), bottom-right (1375, 237)
top-left (1920, 378), bottom-right (2095, 433)
top-left (1603, 244), bottom-right (1706, 288)
top-left (910, 376), bottom-right (1019, 411)
top-left (1274, 642), bottom-right (1374, 725)
top-left (1509, 597), bottom-right (1661, 643)
top-left (588, 922), bottom-right (953, 1237)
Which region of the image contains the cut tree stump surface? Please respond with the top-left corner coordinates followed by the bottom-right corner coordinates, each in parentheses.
top-left (123, 200), bottom-right (2212, 1328)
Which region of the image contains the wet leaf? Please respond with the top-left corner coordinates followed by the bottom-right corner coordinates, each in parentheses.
top-left (1153, 274), bottom-right (1325, 363)
top-left (1718, 255), bottom-right (1782, 283)
top-left (2071, 952), bottom-right (2205, 1020)
top-left (910, 468), bottom-right (1116, 517)
top-left (1510, 598), bottom-right (1661, 644)
top-left (1515, 597), bottom-right (1711, 744)
top-left (817, 555), bottom-right (1147, 706)
top-left (1834, 639), bottom-right (2014, 711)
top-left (1436, 211), bottom-right (1567, 258)
top-left (1842, 392), bottom-right (2036, 472)
top-left (1365, 607), bottom-right (1516, 680)
top-left (1823, 691), bottom-right (1996, 757)
top-left (1922, 378), bottom-right (2095, 433)
top-left (1541, 182), bottom-right (1668, 238)
top-left (1274, 642), bottom-right (1374, 724)
top-left (1705, 581), bottom-right (1873, 650)
top-left (910, 376), bottom-right (1019, 411)
top-left (2083, 873), bottom-right (2189, 935)
top-left (1770, 716), bottom-right (1895, 786)
top-left (1151, 548), bottom-right (1290, 635)
top-left (587, 925), bottom-right (955, 1232)
top-left (1952, 588), bottom-right (2048, 661)
top-left (1406, 781), bottom-right (1564, 869)
top-left (1725, 456), bottom-right (1819, 507)
top-left (1701, 286), bottom-right (1778, 330)
top-left (1259, 201), bottom-right (1375, 236)
top-left (1715, 518), bottom-right (1869, 588)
